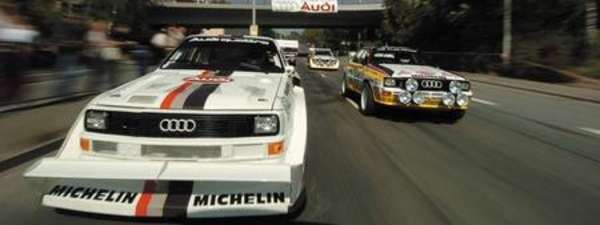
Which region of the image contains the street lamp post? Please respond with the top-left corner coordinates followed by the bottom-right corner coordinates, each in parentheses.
top-left (250, 0), bottom-right (258, 36)
top-left (502, 0), bottom-right (512, 65)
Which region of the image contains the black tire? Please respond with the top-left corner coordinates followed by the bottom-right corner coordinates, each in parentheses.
top-left (360, 84), bottom-right (378, 115)
top-left (287, 189), bottom-right (307, 220)
top-left (341, 75), bottom-right (350, 97)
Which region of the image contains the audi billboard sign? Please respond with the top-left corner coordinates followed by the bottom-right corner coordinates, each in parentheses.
top-left (272, 0), bottom-right (339, 13)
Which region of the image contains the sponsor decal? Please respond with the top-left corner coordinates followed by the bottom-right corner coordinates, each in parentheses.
top-left (192, 192), bottom-right (286, 207)
top-left (272, 0), bottom-right (338, 13)
top-left (161, 70), bottom-right (234, 109)
top-left (47, 185), bottom-right (138, 204)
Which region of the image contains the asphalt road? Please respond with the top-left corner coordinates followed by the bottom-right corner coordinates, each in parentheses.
top-left (1, 59), bottom-right (600, 225)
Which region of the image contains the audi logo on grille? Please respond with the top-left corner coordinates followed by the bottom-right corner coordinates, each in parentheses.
top-left (420, 80), bottom-right (443, 89)
top-left (159, 119), bottom-right (197, 133)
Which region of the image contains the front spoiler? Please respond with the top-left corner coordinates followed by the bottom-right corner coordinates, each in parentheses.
top-left (24, 159), bottom-right (301, 218)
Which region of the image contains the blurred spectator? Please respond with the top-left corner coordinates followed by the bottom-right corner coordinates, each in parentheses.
top-left (150, 26), bottom-right (187, 65)
top-left (0, 4), bottom-right (38, 101)
top-left (150, 27), bottom-right (173, 64)
top-left (83, 21), bottom-right (124, 89)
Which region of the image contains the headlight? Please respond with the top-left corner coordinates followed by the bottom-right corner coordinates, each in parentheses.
top-left (442, 92), bottom-right (456, 106)
top-left (456, 93), bottom-right (470, 106)
top-left (412, 91), bottom-right (427, 104)
top-left (85, 110), bottom-right (109, 130)
top-left (449, 81), bottom-right (462, 94)
top-left (405, 78), bottom-right (419, 92)
top-left (399, 92), bottom-right (412, 104)
top-left (461, 81), bottom-right (471, 91)
top-left (383, 78), bottom-right (397, 87)
top-left (254, 115), bottom-right (279, 135)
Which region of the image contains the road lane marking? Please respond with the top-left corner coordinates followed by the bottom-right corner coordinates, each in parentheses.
top-left (473, 98), bottom-right (498, 106)
top-left (344, 97), bottom-right (359, 109)
top-left (577, 127), bottom-right (600, 136)
top-left (319, 73), bottom-right (326, 78)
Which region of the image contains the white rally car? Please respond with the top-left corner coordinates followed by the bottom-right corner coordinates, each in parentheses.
top-left (24, 36), bottom-right (307, 218)
top-left (307, 48), bottom-right (339, 70)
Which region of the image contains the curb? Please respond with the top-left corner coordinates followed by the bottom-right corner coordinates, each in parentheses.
top-left (0, 137), bottom-right (64, 173)
top-left (470, 79), bottom-right (600, 105)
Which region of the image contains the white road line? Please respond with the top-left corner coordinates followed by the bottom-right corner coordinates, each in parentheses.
top-left (473, 98), bottom-right (499, 106)
top-left (319, 73), bottom-right (326, 78)
top-left (344, 97), bottom-right (359, 109)
top-left (577, 127), bottom-right (600, 136)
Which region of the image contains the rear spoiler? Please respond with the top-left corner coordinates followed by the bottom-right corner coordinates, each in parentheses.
top-left (24, 158), bottom-right (293, 183)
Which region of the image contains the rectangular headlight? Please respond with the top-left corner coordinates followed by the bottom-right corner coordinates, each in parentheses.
top-left (85, 110), bottom-right (109, 130)
top-left (384, 78), bottom-right (401, 87)
top-left (460, 81), bottom-right (471, 91)
top-left (254, 115), bottom-right (279, 135)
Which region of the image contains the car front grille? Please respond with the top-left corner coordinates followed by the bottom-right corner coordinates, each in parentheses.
top-left (87, 112), bottom-right (268, 138)
top-left (416, 79), bottom-right (450, 91)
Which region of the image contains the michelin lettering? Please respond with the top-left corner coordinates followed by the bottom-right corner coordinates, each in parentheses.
top-left (48, 185), bottom-right (138, 204)
top-left (193, 192), bottom-right (286, 207)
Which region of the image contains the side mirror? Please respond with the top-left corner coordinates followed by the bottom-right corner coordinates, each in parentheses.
top-left (288, 58), bottom-right (296, 66)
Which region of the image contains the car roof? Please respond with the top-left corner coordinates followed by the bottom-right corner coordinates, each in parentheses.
top-left (312, 48), bottom-right (332, 51)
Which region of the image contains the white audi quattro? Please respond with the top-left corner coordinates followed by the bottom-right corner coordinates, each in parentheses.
top-left (24, 36), bottom-right (308, 219)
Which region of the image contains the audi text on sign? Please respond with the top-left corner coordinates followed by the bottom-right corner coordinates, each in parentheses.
top-left (24, 36), bottom-right (308, 219)
top-left (343, 46), bottom-right (473, 120)
top-left (272, 0), bottom-right (338, 13)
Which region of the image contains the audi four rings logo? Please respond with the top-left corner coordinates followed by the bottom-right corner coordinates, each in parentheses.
top-left (420, 80), bottom-right (443, 89)
top-left (159, 119), bottom-right (197, 133)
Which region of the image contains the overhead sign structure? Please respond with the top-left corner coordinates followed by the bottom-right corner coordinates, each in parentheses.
top-left (272, 0), bottom-right (338, 13)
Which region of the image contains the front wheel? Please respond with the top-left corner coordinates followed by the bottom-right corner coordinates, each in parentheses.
top-left (360, 84), bottom-right (378, 115)
top-left (341, 75), bottom-right (350, 97)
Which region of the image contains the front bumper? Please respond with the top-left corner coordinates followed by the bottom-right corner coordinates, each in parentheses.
top-left (374, 88), bottom-right (472, 110)
top-left (309, 61), bottom-right (339, 70)
top-left (24, 159), bottom-right (304, 218)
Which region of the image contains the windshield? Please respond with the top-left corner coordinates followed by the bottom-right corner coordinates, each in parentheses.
top-left (160, 38), bottom-right (284, 73)
top-left (371, 50), bottom-right (428, 65)
top-left (314, 50), bottom-right (333, 57)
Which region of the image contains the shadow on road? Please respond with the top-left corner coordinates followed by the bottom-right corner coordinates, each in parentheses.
top-left (344, 95), bottom-right (462, 125)
top-left (56, 209), bottom-right (334, 225)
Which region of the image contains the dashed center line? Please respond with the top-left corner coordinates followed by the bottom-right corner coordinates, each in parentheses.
top-left (473, 98), bottom-right (498, 106)
top-left (319, 73), bottom-right (326, 78)
top-left (577, 127), bottom-right (600, 136)
top-left (344, 97), bottom-right (359, 109)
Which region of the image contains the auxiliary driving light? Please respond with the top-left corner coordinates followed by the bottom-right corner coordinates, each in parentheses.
top-left (405, 78), bottom-right (419, 92)
top-left (442, 92), bottom-right (456, 106)
top-left (384, 78), bottom-right (397, 87)
top-left (399, 92), bottom-right (412, 104)
top-left (412, 92), bottom-right (427, 104)
top-left (456, 93), bottom-right (470, 106)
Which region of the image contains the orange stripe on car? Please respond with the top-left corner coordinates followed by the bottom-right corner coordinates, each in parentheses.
top-left (160, 82), bottom-right (194, 109)
top-left (135, 180), bottom-right (157, 217)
